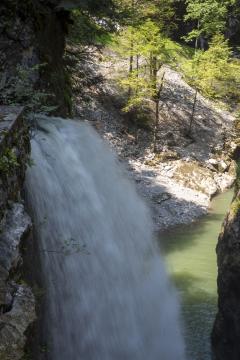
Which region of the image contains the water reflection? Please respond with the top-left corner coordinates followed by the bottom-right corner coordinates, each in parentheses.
top-left (159, 190), bottom-right (234, 360)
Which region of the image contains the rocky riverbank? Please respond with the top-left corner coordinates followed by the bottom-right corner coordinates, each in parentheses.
top-left (69, 47), bottom-right (236, 229)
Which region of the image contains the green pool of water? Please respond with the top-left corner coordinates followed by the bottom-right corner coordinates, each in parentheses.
top-left (160, 190), bottom-right (234, 360)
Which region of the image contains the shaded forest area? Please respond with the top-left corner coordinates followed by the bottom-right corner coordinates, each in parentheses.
top-left (1, 0), bottom-right (240, 121)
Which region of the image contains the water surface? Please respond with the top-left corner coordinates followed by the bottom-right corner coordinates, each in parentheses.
top-left (160, 190), bottom-right (233, 360)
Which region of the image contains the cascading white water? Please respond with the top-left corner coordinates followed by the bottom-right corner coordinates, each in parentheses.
top-left (25, 116), bottom-right (185, 360)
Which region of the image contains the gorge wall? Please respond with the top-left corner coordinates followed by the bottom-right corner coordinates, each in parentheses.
top-left (0, 0), bottom-right (72, 116)
top-left (0, 106), bottom-right (35, 360)
top-left (213, 145), bottom-right (240, 360)
top-left (0, 2), bottom-right (73, 357)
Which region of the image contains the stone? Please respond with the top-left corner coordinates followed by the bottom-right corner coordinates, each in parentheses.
top-left (0, 285), bottom-right (35, 360)
top-left (0, 204), bottom-right (34, 360)
top-left (172, 160), bottom-right (218, 197)
top-left (152, 192), bottom-right (172, 204)
top-left (219, 160), bottom-right (228, 172)
top-left (214, 173), bottom-right (235, 192)
top-left (208, 158), bottom-right (218, 166)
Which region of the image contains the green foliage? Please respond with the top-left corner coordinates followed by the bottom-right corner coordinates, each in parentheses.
top-left (235, 160), bottom-right (240, 188)
top-left (120, 72), bottom-right (155, 111)
top-left (231, 196), bottom-right (240, 215)
top-left (115, 20), bottom-right (181, 111)
top-left (58, 0), bottom-right (115, 14)
top-left (115, 0), bottom-right (177, 34)
top-left (182, 34), bottom-right (240, 101)
top-left (184, 0), bottom-right (236, 41)
top-left (0, 149), bottom-right (19, 174)
top-left (0, 64), bottom-right (58, 115)
top-left (69, 10), bottom-right (113, 46)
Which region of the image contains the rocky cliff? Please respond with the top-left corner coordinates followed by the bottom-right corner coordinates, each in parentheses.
top-left (0, 2), bottom-right (73, 358)
top-left (0, 106), bottom-right (35, 360)
top-left (212, 147), bottom-right (240, 359)
top-left (0, 0), bottom-right (72, 116)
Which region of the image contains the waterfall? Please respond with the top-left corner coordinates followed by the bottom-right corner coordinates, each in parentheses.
top-left (25, 116), bottom-right (185, 360)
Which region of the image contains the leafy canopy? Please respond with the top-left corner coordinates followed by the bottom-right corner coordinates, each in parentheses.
top-left (182, 34), bottom-right (240, 101)
top-left (185, 0), bottom-right (236, 41)
top-left (115, 20), bottom-right (181, 110)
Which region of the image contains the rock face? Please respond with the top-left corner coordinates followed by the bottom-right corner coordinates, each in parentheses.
top-left (0, 0), bottom-right (71, 116)
top-left (0, 106), bottom-right (35, 360)
top-left (212, 178), bottom-right (240, 358)
top-left (0, 205), bottom-right (35, 360)
top-left (0, 106), bottom-right (30, 220)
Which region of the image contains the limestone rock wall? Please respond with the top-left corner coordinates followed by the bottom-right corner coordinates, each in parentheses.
top-left (0, 106), bottom-right (35, 360)
top-left (0, 0), bottom-right (72, 116)
top-left (213, 150), bottom-right (240, 359)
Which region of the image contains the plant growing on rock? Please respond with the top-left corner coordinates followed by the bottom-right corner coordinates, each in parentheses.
top-left (0, 64), bottom-right (58, 116)
top-left (0, 149), bottom-right (19, 174)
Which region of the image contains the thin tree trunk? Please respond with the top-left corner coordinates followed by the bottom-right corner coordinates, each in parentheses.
top-left (136, 55), bottom-right (139, 74)
top-left (195, 20), bottom-right (200, 50)
top-left (128, 39), bottom-right (134, 97)
top-left (153, 71), bottom-right (165, 153)
top-left (189, 89), bottom-right (198, 135)
top-left (129, 43), bottom-right (133, 74)
top-left (158, 71), bottom-right (165, 96)
top-left (152, 55), bottom-right (157, 90)
top-left (149, 53), bottom-right (153, 81)
top-left (135, 54), bottom-right (140, 95)
top-left (128, 0), bottom-right (135, 97)
top-left (153, 100), bottom-right (159, 153)
top-left (189, 20), bottom-right (200, 135)
top-left (195, 35), bottom-right (198, 50)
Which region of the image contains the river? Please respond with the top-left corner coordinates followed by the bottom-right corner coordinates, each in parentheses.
top-left (160, 189), bottom-right (234, 360)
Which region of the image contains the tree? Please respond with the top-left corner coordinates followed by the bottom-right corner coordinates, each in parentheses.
top-left (114, 0), bottom-right (177, 78)
top-left (66, 0), bottom-right (120, 47)
top-left (183, 0), bottom-right (236, 133)
top-left (193, 35), bottom-right (231, 96)
top-left (183, 34), bottom-right (240, 122)
top-left (184, 0), bottom-right (236, 46)
top-left (116, 20), bottom-right (180, 151)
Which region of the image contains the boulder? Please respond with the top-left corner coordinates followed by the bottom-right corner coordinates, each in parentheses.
top-left (172, 160), bottom-right (218, 197)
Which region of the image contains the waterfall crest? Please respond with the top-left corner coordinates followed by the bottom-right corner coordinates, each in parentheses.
top-left (25, 116), bottom-right (185, 360)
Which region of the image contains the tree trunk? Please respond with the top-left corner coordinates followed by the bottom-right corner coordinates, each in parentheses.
top-left (128, 1), bottom-right (135, 97)
top-left (158, 71), bottom-right (165, 96)
top-left (128, 38), bottom-right (134, 97)
top-left (195, 20), bottom-right (200, 50)
top-left (149, 52), bottom-right (153, 81)
top-left (136, 54), bottom-right (139, 74)
top-left (190, 21), bottom-right (200, 134)
top-left (153, 99), bottom-right (159, 153)
top-left (153, 71), bottom-right (165, 153)
top-left (129, 39), bottom-right (133, 74)
top-left (188, 89), bottom-right (198, 135)
top-left (152, 55), bottom-right (157, 92)
top-left (135, 54), bottom-right (139, 95)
